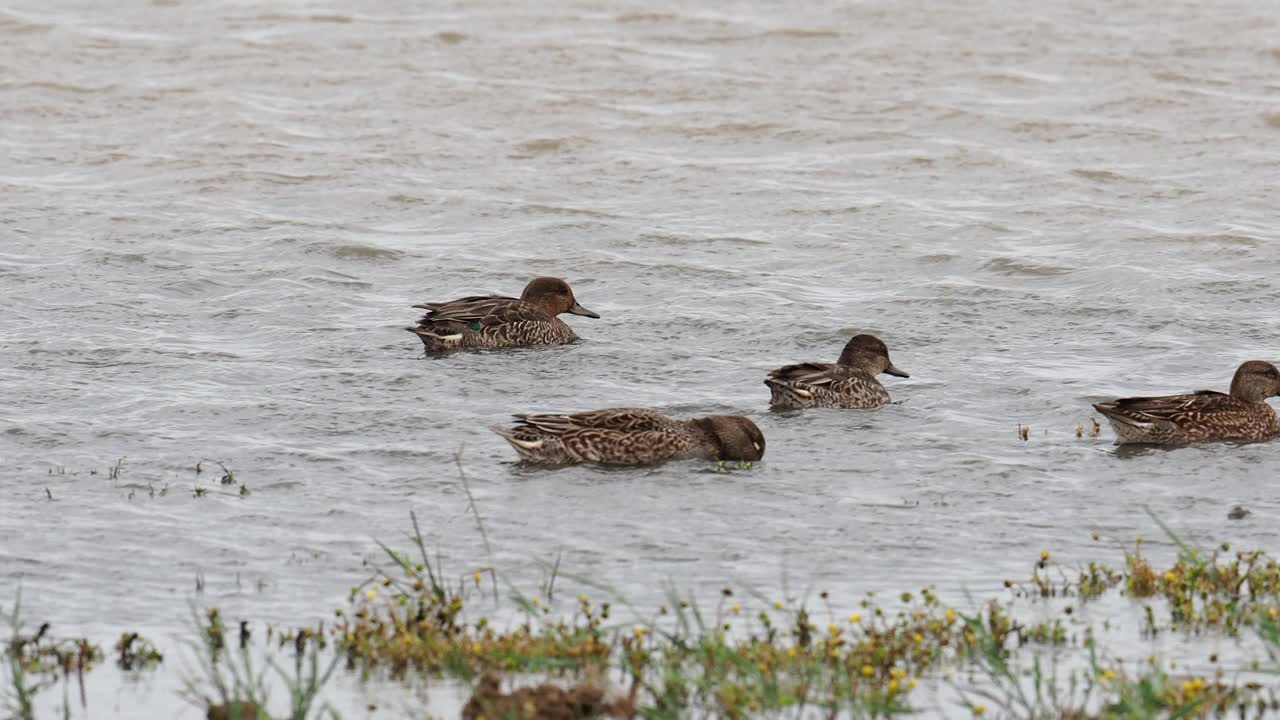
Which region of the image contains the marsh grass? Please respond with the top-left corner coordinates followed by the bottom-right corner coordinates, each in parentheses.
top-left (12, 502), bottom-right (1280, 719)
top-left (178, 608), bottom-right (341, 720)
top-left (2, 592), bottom-right (100, 720)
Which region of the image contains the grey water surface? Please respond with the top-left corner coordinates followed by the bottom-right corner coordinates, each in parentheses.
top-left (2, 0), bottom-right (1280, 716)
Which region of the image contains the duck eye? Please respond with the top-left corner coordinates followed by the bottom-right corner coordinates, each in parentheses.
top-left (752, 441), bottom-right (761, 451)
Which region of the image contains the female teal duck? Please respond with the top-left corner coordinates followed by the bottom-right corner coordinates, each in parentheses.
top-left (765, 334), bottom-right (909, 409)
top-left (1093, 361), bottom-right (1280, 445)
top-left (491, 408), bottom-right (765, 465)
top-left (407, 277), bottom-right (599, 352)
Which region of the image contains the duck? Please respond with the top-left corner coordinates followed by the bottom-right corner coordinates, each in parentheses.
top-left (765, 334), bottom-right (909, 409)
top-left (407, 277), bottom-right (599, 352)
top-left (491, 408), bottom-right (765, 465)
top-left (1092, 361), bottom-right (1280, 445)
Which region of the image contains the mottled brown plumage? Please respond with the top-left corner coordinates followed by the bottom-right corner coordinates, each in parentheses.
top-left (492, 408), bottom-right (766, 465)
top-left (765, 334), bottom-right (909, 409)
top-left (407, 277), bottom-right (599, 352)
top-left (1092, 360), bottom-right (1280, 445)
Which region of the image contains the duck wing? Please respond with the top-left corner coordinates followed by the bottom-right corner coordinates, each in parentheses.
top-left (765, 362), bottom-right (843, 386)
top-left (1094, 390), bottom-right (1236, 422)
top-left (412, 295), bottom-right (552, 333)
top-left (512, 408), bottom-right (675, 435)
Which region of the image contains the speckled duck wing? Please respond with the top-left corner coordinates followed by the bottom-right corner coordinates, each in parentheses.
top-left (512, 408), bottom-right (676, 434)
top-left (493, 426), bottom-right (705, 465)
top-left (1092, 391), bottom-right (1273, 444)
top-left (409, 295), bottom-right (574, 350)
top-left (765, 363), bottom-right (888, 409)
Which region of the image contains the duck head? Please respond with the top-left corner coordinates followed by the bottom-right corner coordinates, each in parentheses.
top-left (836, 334), bottom-right (909, 378)
top-left (521, 277), bottom-right (599, 319)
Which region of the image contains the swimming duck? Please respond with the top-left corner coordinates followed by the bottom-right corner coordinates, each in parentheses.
top-left (491, 408), bottom-right (766, 465)
top-left (765, 334), bottom-right (909, 409)
top-left (407, 277), bottom-right (599, 352)
top-left (1092, 361), bottom-right (1280, 445)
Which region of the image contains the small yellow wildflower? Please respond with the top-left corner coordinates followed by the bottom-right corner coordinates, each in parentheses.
top-left (757, 662), bottom-right (768, 673)
top-left (1269, 607), bottom-right (1278, 621)
top-left (827, 623), bottom-right (839, 635)
top-left (945, 608), bottom-right (956, 624)
top-left (888, 679), bottom-right (899, 693)
top-left (890, 667), bottom-right (907, 679)
top-left (633, 627), bottom-right (647, 637)
top-left (365, 589), bottom-right (377, 601)
top-left (1164, 571), bottom-right (1176, 583)
top-left (531, 595), bottom-right (541, 606)
top-left (861, 664), bottom-right (874, 678)
top-left (912, 632), bottom-right (923, 645)
top-left (578, 594), bottom-right (588, 604)
top-left (972, 704), bottom-right (986, 716)
top-left (787, 646), bottom-right (798, 658)
top-left (1100, 669), bottom-right (1115, 681)
top-left (473, 571), bottom-right (482, 585)
top-left (1039, 550), bottom-right (1050, 561)
top-left (471, 642), bottom-right (482, 654)
top-left (848, 613), bottom-right (862, 623)
top-left (908, 678), bottom-right (918, 690)
top-left (731, 602), bottom-right (741, 615)
top-left (774, 600), bottom-right (784, 610)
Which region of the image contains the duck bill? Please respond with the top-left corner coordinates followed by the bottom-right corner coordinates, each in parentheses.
top-left (568, 302), bottom-right (600, 319)
top-left (884, 363), bottom-right (910, 378)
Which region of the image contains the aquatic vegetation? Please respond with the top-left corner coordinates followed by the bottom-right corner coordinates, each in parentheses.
top-left (11, 512), bottom-right (1280, 718)
top-left (179, 609), bottom-right (340, 720)
top-left (2, 593), bottom-right (100, 720)
top-left (114, 632), bottom-right (163, 671)
top-left (196, 460), bottom-right (236, 486)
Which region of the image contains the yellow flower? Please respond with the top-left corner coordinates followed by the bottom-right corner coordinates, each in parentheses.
top-left (912, 632), bottom-right (924, 645)
top-left (908, 678), bottom-right (918, 690)
top-left (1164, 571), bottom-right (1176, 583)
top-left (861, 664), bottom-right (874, 678)
top-left (890, 667), bottom-right (907, 679)
top-left (473, 571), bottom-right (482, 585)
top-left (827, 623), bottom-right (839, 635)
top-left (787, 646), bottom-right (798, 658)
top-left (731, 602), bottom-right (741, 615)
top-left (757, 662), bottom-right (768, 673)
top-left (471, 642), bottom-right (482, 654)
top-left (1100, 669), bottom-right (1116, 681)
top-left (578, 594), bottom-right (588, 604)
top-left (774, 600), bottom-right (784, 610)
top-left (888, 679), bottom-right (899, 692)
top-left (945, 608), bottom-right (956, 624)
top-left (531, 595), bottom-right (541, 606)
top-left (365, 589), bottom-right (377, 601)
top-left (848, 613), bottom-right (862, 623)
top-left (1039, 550), bottom-right (1050, 561)
top-left (1269, 607), bottom-right (1278, 621)
top-left (972, 704), bottom-right (986, 716)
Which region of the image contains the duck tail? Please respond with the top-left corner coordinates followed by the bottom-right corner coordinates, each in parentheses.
top-left (405, 326), bottom-right (463, 351)
top-left (1091, 403), bottom-right (1156, 444)
top-left (490, 426), bottom-right (544, 460)
top-left (764, 378), bottom-right (813, 408)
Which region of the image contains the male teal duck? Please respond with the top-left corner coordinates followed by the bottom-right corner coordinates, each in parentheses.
top-left (407, 277), bottom-right (599, 352)
top-left (765, 334), bottom-right (909, 409)
top-left (491, 408), bottom-right (765, 465)
top-left (1092, 361), bottom-right (1280, 445)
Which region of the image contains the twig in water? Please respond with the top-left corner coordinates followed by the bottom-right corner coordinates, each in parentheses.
top-left (454, 446), bottom-right (499, 602)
